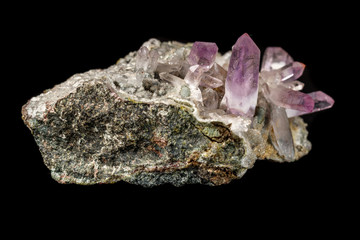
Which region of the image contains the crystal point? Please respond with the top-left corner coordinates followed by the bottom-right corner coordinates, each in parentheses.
top-left (270, 104), bottom-right (295, 161)
top-left (199, 63), bottom-right (226, 89)
top-left (223, 33), bottom-right (260, 117)
top-left (136, 46), bottom-right (150, 70)
top-left (202, 88), bottom-right (219, 110)
top-left (268, 85), bottom-right (314, 112)
top-left (261, 47), bottom-right (293, 71)
top-left (187, 42), bottom-right (218, 68)
top-left (277, 61), bottom-right (305, 82)
top-left (136, 46), bottom-right (159, 73)
top-left (286, 91), bottom-right (334, 117)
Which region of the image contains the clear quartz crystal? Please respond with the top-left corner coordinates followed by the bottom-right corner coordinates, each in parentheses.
top-left (184, 65), bottom-right (205, 87)
top-left (137, 47), bottom-right (158, 71)
top-left (196, 63), bottom-right (227, 89)
top-left (261, 47), bottom-right (293, 71)
top-left (159, 72), bottom-right (185, 89)
top-left (135, 46), bottom-right (159, 83)
top-left (200, 74), bottom-right (224, 88)
top-left (202, 88), bottom-right (219, 110)
top-left (148, 50), bottom-right (159, 73)
top-left (136, 46), bottom-right (150, 71)
top-left (281, 62), bottom-right (305, 81)
top-left (270, 104), bottom-right (295, 160)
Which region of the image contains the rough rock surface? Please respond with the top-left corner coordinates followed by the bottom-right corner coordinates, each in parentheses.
top-left (22, 39), bottom-right (311, 187)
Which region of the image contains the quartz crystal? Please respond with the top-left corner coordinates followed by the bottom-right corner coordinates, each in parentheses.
top-left (259, 45), bottom-right (333, 160)
top-left (261, 47), bottom-right (293, 71)
top-left (187, 42), bottom-right (218, 68)
top-left (135, 46), bottom-right (160, 84)
top-left (136, 46), bottom-right (159, 73)
top-left (201, 88), bottom-right (219, 110)
top-left (183, 42), bottom-right (221, 104)
top-left (267, 85), bottom-right (314, 112)
top-left (282, 62), bottom-right (305, 81)
top-left (223, 33), bottom-right (260, 117)
top-left (286, 91), bottom-right (335, 117)
top-left (270, 104), bottom-right (295, 160)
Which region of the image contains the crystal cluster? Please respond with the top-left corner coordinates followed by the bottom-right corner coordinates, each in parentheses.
top-left (135, 33), bottom-right (334, 161)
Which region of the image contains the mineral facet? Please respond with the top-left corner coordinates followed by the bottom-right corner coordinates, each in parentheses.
top-left (22, 35), bottom-right (333, 187)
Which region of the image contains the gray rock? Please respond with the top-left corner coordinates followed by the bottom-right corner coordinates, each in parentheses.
top-left (21, 39), bottom-right (311, 187)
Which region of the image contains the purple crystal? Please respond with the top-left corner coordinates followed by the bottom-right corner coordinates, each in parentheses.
top-left (187, 42), bottom-right (218, 68)
top-left (286, 91), bottom-right (335, 117)
top-left (223, 33), bottom-right (260, 117)
top-left (261, 47), bottom-right (293, 71)
top-left (185, 42), bottom-right (219, 88)
top-left (267, 85), bottom-right (314, 112)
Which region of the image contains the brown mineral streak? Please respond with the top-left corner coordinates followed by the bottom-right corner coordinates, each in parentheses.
top-left (151, 133), bottom-right (168, 148)
top-left (146, 145), bottom-right (163, 157)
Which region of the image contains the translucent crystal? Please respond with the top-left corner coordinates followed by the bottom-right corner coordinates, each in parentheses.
top-left (136, 46), bottom-right (159, 72)
top-left (199, 63), bottom-right (226, 89)
top-left (267, 85), bottom-right (314, 112)
top-left (202, 88), bottom-right (219, 110)
top-left (156, 63), bottom-right (182, 74)
top-left (148, 49), bottom-right (160, 73)
top-left (136, 46), bottom-right (150, 71)
top-left (184, 65), bottom-right (205, 87)
top-left (136, 46), bottom-right (159, 83)
top-left (261, 47), bottom-right (293, 71)
top-left (260, 70), bottom-right (282, 84)
top-left (286, 91), bottom-right (335, 117)
top-left (187, 42), bottom-right (218, 68)
top-left (159, 72), bottom-right (185, 89)
top-left (223, 33), bottom-right (260, 117)
top-left (281, 80), bottom-right (304, 91)
top-left (215, 51), bottom-right (232, 70)
top-left (270, 104), bottom-right (295, 160)
top-left (199, 75), bottom-right (223, 88)
top-left (279, 62), bottom-right (305, 81)
top-left (207, 63), bottom-right (227, 81)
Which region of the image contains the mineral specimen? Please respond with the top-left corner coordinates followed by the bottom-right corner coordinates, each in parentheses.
top-left (22, 35), bottom-right (334, 187)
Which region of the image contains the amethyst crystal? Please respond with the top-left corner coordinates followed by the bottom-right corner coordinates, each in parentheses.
top-left (286, 91), bottom-right (335, 118)
top-left (187, 42), bottom-right (218, 68)
top-left (259, 46), bottom-right (333, 160)
top-left (222, 33), bottom-right (260, 117)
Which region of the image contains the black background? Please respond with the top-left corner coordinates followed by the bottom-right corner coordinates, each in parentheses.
top-left (7, 2), bottom-right (354, 234)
